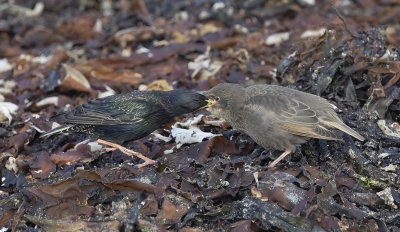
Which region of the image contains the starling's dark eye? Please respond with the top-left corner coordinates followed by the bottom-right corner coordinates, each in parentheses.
top-left (215, 96), bottom-right (220, 101)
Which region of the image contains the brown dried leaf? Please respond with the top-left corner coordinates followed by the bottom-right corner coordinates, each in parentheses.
top-left (46, 201), bottom-right (94, 220)
top-left (206, 36), bottom-right (241, 49)
top-left (164, 136), bottom-right (240, 171)
top-left (309, 212), bottom-right (340, 231)
top-left (154, 178), bottom-right (179, 202)
top-left (157, 199), bottom-right (189, 224)
top-left (47, 46), bottom-right (68, 68)
top-left (253, 172), bottom-right (306, 211)
top-left (305, 165), bottom-right (327, 180)
top-left (145, 79), bottom-right (173, 91)
top-left (114, 26), bottom-right (158, 45)
top-left (0, 209), bottom-right (15, 227)
top-left (103, 179), bottom-right (155, 193)
top-left (211, 136), bottom-right (241, 155)
top-left (50, 143), bottom-right (93, 165)
top-left (29, 152), bottom-right (56, 179)
top-left (140, 194), bottom-right (158, 216)
top-left (84, 43), bottom-right (206, 69)
top-left (24, 215), bottom-right (119, 232)
top-left (78, 64), bottom-right (143, 85)
top-left (6, 132), bottom-right (28, 154)
top-left (175, 181), bottom-right (203, 203)
top-left (227, 220), bottom-right (261, 232)
top-left (179, 228), bottom-right (204, 232)
top-left (56, 16), bottom-right (99, 42)
top-left (335, 176), bottom-right (356, 190)
top-left (28, 178), bottom-right (94, 219)
top-left (207, 161), bottom-right (254, 198)
top-left (58, 64), bottom-right (93, 93)
top-left (21, 26), bottom-right (61, 48)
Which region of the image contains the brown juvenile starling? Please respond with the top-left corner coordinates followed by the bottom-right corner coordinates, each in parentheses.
top-left (41, 89), bottom-right (208, 167)
top-left (205, 83), bottom-right (365, 167)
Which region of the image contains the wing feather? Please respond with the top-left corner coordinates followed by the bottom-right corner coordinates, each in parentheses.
top-left (248, 91), bottom-right (341, 140)
top-left (51, 92), bottom-right (165, 126)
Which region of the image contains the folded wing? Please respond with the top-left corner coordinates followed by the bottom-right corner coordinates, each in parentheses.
top-left (51, 93), bottom-right (164, 125)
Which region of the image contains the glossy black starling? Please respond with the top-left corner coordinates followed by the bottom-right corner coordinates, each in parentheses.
top-left (41, 89), bottom-right (208, 143)
top-left (205, 83), bottom-right (365, 167)
top-left (42, 89), bottom-right (209, 167)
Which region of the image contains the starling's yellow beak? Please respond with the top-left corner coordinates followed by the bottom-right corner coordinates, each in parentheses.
top-left (197, 98), bottom-right (216, 110)
top-left (206, 98), bottom-right (216, 106)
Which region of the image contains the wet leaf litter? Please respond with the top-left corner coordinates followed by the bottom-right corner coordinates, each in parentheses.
top-left (1, 1), bottom-right (400, 231)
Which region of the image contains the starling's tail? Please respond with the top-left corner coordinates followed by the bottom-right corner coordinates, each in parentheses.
top-left (40, 125), bottom-right (73, 138)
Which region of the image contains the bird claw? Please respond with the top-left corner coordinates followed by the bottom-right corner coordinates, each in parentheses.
top-left (135, 159), bottom-right (156, 169)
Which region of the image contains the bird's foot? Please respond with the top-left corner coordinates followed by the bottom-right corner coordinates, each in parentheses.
top-left (97, 139), bottom-right (156, 168)
top-left (135, 159), bottom-right (156, 168)
top-left (105, 147), bottom-right (117, 152)
top-left (268, 150), bottom-right (291, 168)
top-left (203, 116), bottom-right (229, 128)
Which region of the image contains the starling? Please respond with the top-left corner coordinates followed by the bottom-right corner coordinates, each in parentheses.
top-left (205, 83), bottom-right (365, 167)
top-left (41, 89), bottom-right (208, 167)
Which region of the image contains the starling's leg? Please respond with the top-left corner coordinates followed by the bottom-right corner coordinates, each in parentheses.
top-left (203, 117), bottom-right (227, 127)
top-left (268, 149), bottom-right (291, 167)
top-left (97, 139), bottom-right (156, 168)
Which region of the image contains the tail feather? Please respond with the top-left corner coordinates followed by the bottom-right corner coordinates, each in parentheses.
top-left (320, 115), bottom-right (365, 141)
top-left (331, 122), bottom-right (365, 141)
top-left (40, 124), bottom-right (73, 138)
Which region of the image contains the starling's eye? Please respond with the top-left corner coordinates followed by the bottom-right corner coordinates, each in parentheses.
top-left (215, 96), bottom-right (220, 101)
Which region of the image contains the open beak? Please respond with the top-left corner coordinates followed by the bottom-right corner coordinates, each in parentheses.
top-left (197, 98), bottom-right (216, 110)
top-left (206, 98), bottom-right (216, 106)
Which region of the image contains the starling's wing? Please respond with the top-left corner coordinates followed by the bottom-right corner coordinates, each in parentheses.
top-left (52, 93), bottom-right (165, 125)
top-left (247, 93), bottom-right (341, 140)
top-left (276, 99), bottom-right (342, 140)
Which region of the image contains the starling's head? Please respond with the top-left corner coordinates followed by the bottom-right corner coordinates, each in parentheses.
top-left (169, 89), bottom-right (208, 115)
top-left (204, 83), bottom-right (245, 119)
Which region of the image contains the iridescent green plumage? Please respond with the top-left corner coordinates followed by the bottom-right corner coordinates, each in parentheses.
top-left (41, 89), bottom-right (208, 143)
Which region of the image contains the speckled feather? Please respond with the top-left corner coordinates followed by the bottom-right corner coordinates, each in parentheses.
top-left (42, 89), bottom-right (208, 144)
top-left (206, 83), bottom-right (365, 153)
